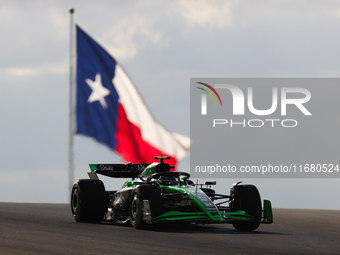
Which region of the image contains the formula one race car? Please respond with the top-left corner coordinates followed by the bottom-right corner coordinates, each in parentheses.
top-left (71, 156), bottom-right (273, 231)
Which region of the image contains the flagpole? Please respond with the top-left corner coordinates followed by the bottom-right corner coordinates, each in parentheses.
top-left (68, 8), bottom-right (75, 197)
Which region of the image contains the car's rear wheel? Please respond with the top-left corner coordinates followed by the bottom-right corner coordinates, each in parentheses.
top-left (129, 185), bottom-right (162, 229)
top-left (71, 179), bottom-right (107, 223)
top-left (230, 184), bottom-right (262, 231)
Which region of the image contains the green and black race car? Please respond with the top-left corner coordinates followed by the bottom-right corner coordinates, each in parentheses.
top-left (71, 156), bottom-right (273, 231)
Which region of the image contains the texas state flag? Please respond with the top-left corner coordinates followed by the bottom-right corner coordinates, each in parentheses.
top-left (76, 26), bottom-right (190, 168)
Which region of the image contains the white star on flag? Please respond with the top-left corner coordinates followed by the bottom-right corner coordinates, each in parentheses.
top-left (86, 73), bottom-right (111, 109)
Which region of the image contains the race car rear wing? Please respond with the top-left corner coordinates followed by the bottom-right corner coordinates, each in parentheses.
top-left (88, 163), bottom-right (150, 179)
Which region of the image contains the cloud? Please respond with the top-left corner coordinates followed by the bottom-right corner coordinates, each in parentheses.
top-left (48, 7), bottom-right (70, 40)
top-left (94, 0), bottom-right (237, 60)
top-left (2, 61), bottom-right (67, 77)
top-left (98, 15), bottom-right (170, 61)
top-left (174, 0), bottom-right (236, 29)
top-left (137, 0), bottom-right (236, 29)
top-left (0, 2), bottom-right (20, 19)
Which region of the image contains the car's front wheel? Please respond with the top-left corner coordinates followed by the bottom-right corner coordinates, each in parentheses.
top-left (230, 184), bottom-right (262, 231)
top-left (129, 184), bottom-right (162, 229)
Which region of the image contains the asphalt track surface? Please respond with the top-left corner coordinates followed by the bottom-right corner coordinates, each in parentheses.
top-left (1, 203), bottom-right (339, 255)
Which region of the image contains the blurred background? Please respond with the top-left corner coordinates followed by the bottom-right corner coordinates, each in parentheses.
top-left (1, 0), bottom-right (339, 209)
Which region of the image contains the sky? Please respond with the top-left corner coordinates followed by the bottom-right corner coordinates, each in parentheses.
top-left (1, 0), bottom-right (340, 209)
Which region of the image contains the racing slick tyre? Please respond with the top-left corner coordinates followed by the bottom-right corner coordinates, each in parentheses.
top-left (71, 179), bottom-right (107, 223)
top-left (129, 184), bottom-right (162, 229)
top-left (231, 184), bottom-right (262, 231)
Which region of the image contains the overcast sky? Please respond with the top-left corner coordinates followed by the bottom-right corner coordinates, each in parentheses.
top-left (1, 0), bottom-right (340, 209)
